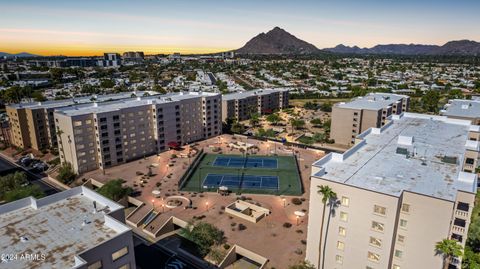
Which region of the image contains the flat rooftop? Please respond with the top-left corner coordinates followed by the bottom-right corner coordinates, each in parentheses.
top-left (55, 91), bottom-right (219, 117)
top-left (336, 93), bottom-right (407, 110)
top-left (312, 113), bottom-right (478, 201)
top-left (0, 186), bottom-right (129, 269)
top-left (8, 91), bottom-right (158, 110)
top-left (441, 99), bottom-right (480, 119)
top-left (222, 88), bottom-right (289, 101)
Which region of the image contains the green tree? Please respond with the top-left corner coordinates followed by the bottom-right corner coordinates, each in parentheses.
top-left (231, 122), bottom-right (245, 134)
top-left (310, 118), bottom-right (322, 127)
top-left (96, 179), bottom-right (132, 201)
top-left (179, 222), bottom-right (225, 257)
top-left (320, 102), bottom-right (333, 112)
top-left (249, 113), bottom-right (260, 127)
top-left (4, 185), bottom-right (44, 202)
top-left (463, 247), bottom-right (480, 269)
top-left (421, 90), bottom-right (441, 113)
top-left (435, 239), bottom-right (463, 269)
top-left (317, 185), bottom-right (337, 269)
top-left (0, 172), bottom-right (28, 200)
top-left (290, 118), bottom-right (305, 131)
top-left (266, 113), bottom-right (281, 125)
top-left (32, 91), bottom-right (46, 102)
top-left (448, 89), bottom-right (464, 100)
top-left (57, 162), bottom-right (76, 184)
top-left (100, 79), bottom-right (115, 89)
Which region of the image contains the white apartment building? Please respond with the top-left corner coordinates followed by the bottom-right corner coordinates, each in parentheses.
top-left (0, 186), bottom-right (136, 269)
top-left (306, 113), bottom-right (478, 269)
top-left (54, 92), bottom-right (221, 174)
top-left (440, 98), bottom-right (480, 124)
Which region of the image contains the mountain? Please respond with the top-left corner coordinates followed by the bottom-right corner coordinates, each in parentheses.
top-left (0, 52), bottom-right (40, 58)
top-left (325, 40), bottom-right (480, 56)
top-left (236, 27), bottom-right (319, 55)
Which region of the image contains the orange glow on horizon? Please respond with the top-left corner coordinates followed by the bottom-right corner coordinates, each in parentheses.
top-left (0, 45), bottom-right (234, 56)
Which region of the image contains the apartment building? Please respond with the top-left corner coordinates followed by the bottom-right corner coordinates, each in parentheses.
top-left (222, 88), bottom-right (289, 121)
top-left (306, 113), bottom-right (478, 269)
top-left (0, 186), bottom-right (136, 269)
top-left (440, 98), bottom-right (480, 124)
top-left (6, 91), bottom-right (157, 151)
top-left (54, 92), bottom-right (221, 174)
top-left (330, 93), bottom-right (410, 146)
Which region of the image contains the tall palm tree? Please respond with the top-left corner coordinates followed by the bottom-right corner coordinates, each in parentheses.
top-left (56, 129), bottom-right (65, 163)
top-left (435, 239), bottom-right (463, 269)
top-left (317, 185), bottom-right (337, 269)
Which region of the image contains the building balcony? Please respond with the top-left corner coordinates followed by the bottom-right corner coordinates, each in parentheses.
top-left (452, 225), bottom-right (466, 234)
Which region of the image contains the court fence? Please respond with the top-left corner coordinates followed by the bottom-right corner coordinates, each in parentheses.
top-left (178, 149), bottom-right (205, 190)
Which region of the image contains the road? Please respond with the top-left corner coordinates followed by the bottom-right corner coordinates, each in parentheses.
top-left (0, 155), bottom-right (60, 196)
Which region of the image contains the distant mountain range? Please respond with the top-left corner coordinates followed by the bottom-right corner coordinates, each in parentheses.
top-left (325, 40), bottom-right (480, 56)
top-left (0, 52), bottom-right (40, 58)
top-left (236, 27), bottom-right (480, 56)
top-left (236, 27), bottom-right (319, 55)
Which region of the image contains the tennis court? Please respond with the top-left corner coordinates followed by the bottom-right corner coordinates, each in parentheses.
top-left (212, 156), bottom-right (278, 169)
top-left (202, 173), bottom-right (279, 190)
top-left (180, 153), bottom-right (302, 195)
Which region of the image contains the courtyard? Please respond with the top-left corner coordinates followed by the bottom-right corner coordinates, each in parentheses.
top-left (82, 134), bottom-right (325, 268)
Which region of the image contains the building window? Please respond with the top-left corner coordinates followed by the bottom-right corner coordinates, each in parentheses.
top-left (397, 234), bottom-right (405, 244)
top-left (341, 196), bottom-right (350, 207)
top-left (399, 219), bottom-right (408, 229)
top-left (339, 226), bottom-right (346, 237)
top-left (335, 255), bottom-right (343, 264)
top-left (340, 212), bottom-right (348, 222)
top-left (367, 251), bottom-right (380, 263)
top-left (401, 203), bottom-right (410, 213)
top-left (374, 205), bottom-right (387, 216)
top-left (87, 260), bottom-right (102, 269)
top-left (112, 246), bottom-right (128, 261)
top-left (369, 237), bottom-right (382, 248)
top-left (371, 221), bottom-right (384, 232)
top-left (337, 241), bottom-right (345, 251)
top-left (394, 250), bottom-right (403, 259)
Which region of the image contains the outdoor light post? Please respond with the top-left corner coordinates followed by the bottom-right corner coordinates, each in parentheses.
top-left (296, 215), bottom-right (300, 226)
top-left (162, 204), bottom-right (165, 213)
top-left (282, 198), bottom-right (286, 208)
top-left (206, 201), bottom-right (209, 211)
top-left (151, 199), bottom-right (155, 208)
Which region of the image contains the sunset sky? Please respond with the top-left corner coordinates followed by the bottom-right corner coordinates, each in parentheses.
top-left (1, 0), bottom-right (479, 56)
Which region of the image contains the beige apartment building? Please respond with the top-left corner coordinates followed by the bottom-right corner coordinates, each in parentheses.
top-left (5, 91), bottom-right (157, 151)
top-left (440, 98), bottom-right (480, 125)
top-left (222, 88), bottom-right (289, 121)
top-left (54, 92), bottom-right (221, 174)
top-left (306, 113), bottom-right (478, 269)
top-left (0, 186), bottom-right (136, 269)
top-left (330, 93), bottom-right (410, 146)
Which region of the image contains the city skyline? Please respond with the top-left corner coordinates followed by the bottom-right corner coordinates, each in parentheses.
top-left (1, 0), bottom-right (480, 56)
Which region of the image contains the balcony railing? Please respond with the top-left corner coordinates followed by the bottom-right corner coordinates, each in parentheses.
top-left (455, 210), bottom-right (469, 218)
top-left (452, 225), bottom-right (466, 234)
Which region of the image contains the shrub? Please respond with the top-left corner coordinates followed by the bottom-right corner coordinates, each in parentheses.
top-left (283, 222), bottom-right (293, 228)
top-left (223, 244), bottom-right (230, 250)
top-left (238, 224), bottom-right (247, 231)
top-left (57, 163), bottom-right (76, 184)
top-left (179, 222), bottom-right (225, 257)
top-left (96, 179), bottom-right (132, 201)
top-left (291, 198), bottom-right (302, 205)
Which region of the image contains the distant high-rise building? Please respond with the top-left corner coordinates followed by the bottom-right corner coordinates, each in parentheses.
top-left (122, 51), bottom-right (144, 60)
top-left (98, 53), bottom-right (121, 67)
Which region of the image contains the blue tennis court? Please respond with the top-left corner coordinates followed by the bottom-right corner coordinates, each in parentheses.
top-left (202, 173), bottom-right (279, 190)
top-left (212, 156), bottom-right (278, 169)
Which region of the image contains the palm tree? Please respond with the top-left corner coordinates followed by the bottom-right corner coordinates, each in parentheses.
top-left (317, 185), bottom-right (337, 269)
top-left (56, 129), bottom-right (66, 163)
top-left (435, 239), bottom-right (463, 269)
